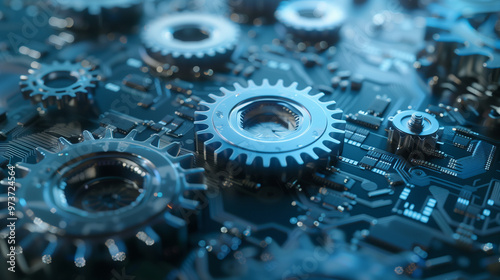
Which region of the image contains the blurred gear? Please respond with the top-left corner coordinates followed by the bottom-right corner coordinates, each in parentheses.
top-left (195, 79), bottom-right (345, 180)
top-left (8, 129), bottom-right (205, 268)
top-left (419, 4), bottom-right (500, 87)
top-left (51, 0), bottom-right (143, 32)
top-left (387, 110), bottom-right (441, 159)
top-left (141, 13), bottom-right (240, 74)
top-left (275, 0), bottom-right (346, 43)
top-left (228, 0), bottom-right (283, 20)
top-left (19, 61), bottom-right (98, 109)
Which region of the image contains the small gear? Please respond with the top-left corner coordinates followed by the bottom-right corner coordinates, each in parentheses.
top-left (50, 0), bottom-right (143, 31)
top-left (387, 110), bottom-right (441, 159)
top-left (275, 1), bottom-right (346, 43)
top-left (3, 129), bottom-right (205, 269)
top-left (140, 13), bottom-right (240, 74)
top-left (228, 0), bottom-right (283, 20)
top-left (194, 79), bottom-right (345, 180)
top-left (19, 61), bottom-right (98, 109)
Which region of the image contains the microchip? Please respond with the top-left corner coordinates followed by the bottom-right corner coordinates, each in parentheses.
top-left (360, 156), bottom-right (378, 169)
top-left (123, 74), bottom-right (153, 92)
top-left (385, 173), bottom-right (404, 186)
top-left (100, 112), bottom-right (137, 134)
top-left (165, 117), bottom-right (184, 133)
top-left (367, 150), bottom-right (381, 159)
top-left (453, 134), bottom-right (471, 149)
top-left (138, 95), bottom-right (155, 108)
top-left (346, 112), bottom-right (383, 129)
top-left (350, 133), bottom-right (366, 143)
top-left (166, 79), bottom-right (194, 95)
top-left (366, 96), bottom-right (391, 116)
top-left (375, 161), bottom-right (391, 171)
top-left (150, 123), bottom-right (164, 132)
top-left (175, 106), bottom-right (195, 121)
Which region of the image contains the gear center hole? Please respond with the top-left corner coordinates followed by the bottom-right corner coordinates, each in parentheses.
top-left (298, 8), bottom-right (325, 19)
top-left (59, 155), bottom-right (148, 213)
top-left (172, 25), bottom-right (210, 42)
top-left (42, 70), bottom-right (79, 88)
top-left (239, 101), bottom-right (301, 140)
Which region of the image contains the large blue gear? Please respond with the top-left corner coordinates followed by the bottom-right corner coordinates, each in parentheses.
top-left (4, 129), bottom-right (205, 268)
top-left (194, 79), bottom-right (345, 178)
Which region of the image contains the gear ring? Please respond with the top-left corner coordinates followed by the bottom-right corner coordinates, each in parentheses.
top-left (19, 61), bottom-right (98, 109)
top-left (275, 0), bottom-right (346, 42)
top-left (140, 13), bottom-right (240, 73)
top-left (194, 79), bottom-right (345, 179)
top-left (7, 129), bottom-right (205, 267)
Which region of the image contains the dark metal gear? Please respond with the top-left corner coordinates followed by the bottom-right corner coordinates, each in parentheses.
top-left (418, 3), bottom-right (500, 87)
top-left (228, 0), bottom-right (283, 20)
top-left (2, 129), bottom-right (205, 270)
top-left (195, 79), bottom-right (345, 181)
top-left (275, 0), bottom-right (346, 43)
top-left (19, 61), bottom-right (98, 109)
top-left (140, 13), bottom-right (240, 75)
top-left (387, 110), bottom-right (441, 159)
top-left (50, 0), bottom-right (143, 32)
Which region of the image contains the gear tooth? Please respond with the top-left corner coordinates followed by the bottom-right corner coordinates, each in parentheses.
top-left (174, 153), bottom-right (194, 166)
top-left (234, 82), bottom-right (245, 90)
top-left (294, 155), bottom-right (304, 165)
top-left (82, 130), bottom-right (95, 141)
top-left (245, 154), bottom-right (255, 166)
top-left (323, 100), bottom-right (337, 108)
top-left (124, 129), bottom-right (138, 140)
top-left (164, 212), bottom-right (186, 228)
top-left (314, 93), bottom-right (325, 100)
top-left (261, 79), bottom-right (270, 86)
top-left (261, 156), bottom-right (271, 168)
top-left (228, 149), bottom-right (239, 161)
top-left (179, 196), bottom-right (199, 210)
top-left (220, 87), bottom-right (231, 95)
top-left (103, 128), bottom-right (113, 139)
top-left (208, 93), bottom-right (220, 101)
top-left (185, 182), bottom-right (207, 191)
top-left (274, 79), bottom-right (284, 87)
top-left (289, 81), bottom-right (299, 90)
top-left (58, 137), bottom-right (73, 148)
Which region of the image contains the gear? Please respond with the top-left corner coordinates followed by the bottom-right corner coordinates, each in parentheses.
top-left (419, 3), bottom-right (500, 87)
top-left (194, 79), bottom-right (345, 180)
top-left (140, 13), bottom-right (240, 75)
top-left (4, 129), bottom-right (205, 269)
top-left (387, 110), bottom-right (441, 159)
top-left (20, 61), bottom-right (98, 109)
top-left (50, 0), bottom-right (143, 31)
top-left (228, 0), bottom-right (283, 20)
top-left (275, 1), bottom-right (346, 43)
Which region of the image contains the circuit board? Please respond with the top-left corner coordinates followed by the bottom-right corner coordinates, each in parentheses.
top-left (0, 0), bottom-right (499, 279)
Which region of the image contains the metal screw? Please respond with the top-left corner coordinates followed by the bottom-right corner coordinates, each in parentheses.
top-left (407, 113), bottom-right (424, 133)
